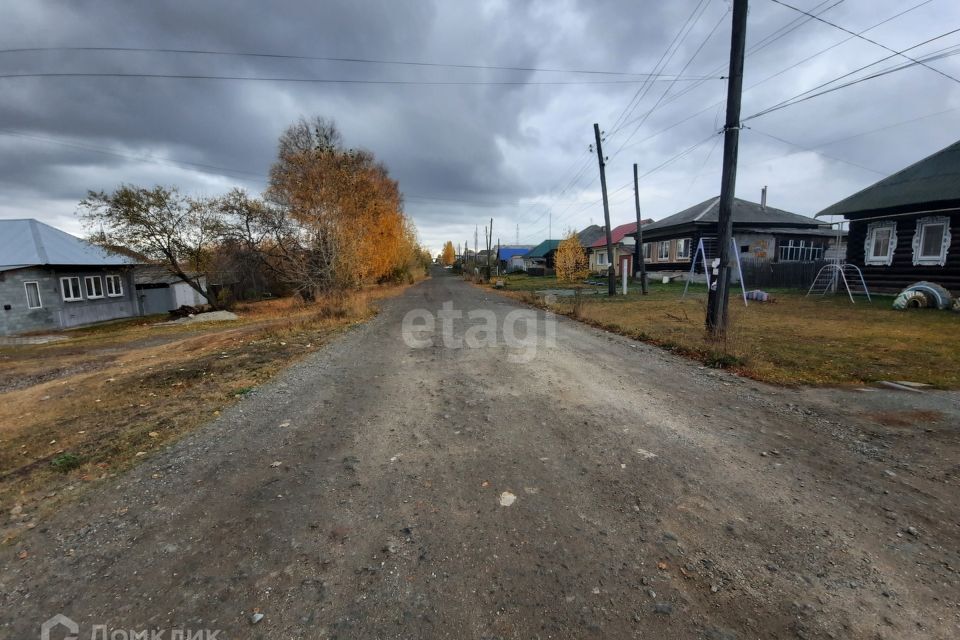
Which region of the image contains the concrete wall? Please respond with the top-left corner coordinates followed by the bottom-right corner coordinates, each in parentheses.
top-left (0, 266), bottom-right (139, 336)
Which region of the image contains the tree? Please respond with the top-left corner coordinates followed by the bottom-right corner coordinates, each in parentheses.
top-left (265, 116), bottom-right (421, 295)
top-left (555, 230), bottom-right (589, 282)
top-left (79, 185), bottom-right (222, 307)
top-left (440, 241), bottom-right (456, 266)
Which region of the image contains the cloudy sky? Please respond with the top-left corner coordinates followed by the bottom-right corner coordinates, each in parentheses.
top-left (1, 0), bottom-right (959, 254)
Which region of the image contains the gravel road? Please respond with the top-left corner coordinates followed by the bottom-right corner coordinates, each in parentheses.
top-left (3, 270), bottom-right (959, 639)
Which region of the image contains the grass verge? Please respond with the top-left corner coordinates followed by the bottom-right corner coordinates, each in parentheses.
top-left (486, 273), bottom-right (960, 388)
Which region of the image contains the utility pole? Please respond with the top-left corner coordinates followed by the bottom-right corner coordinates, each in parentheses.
top-left (593, 123), bottom-right (615, 296)
top-left (706, 0), bottom-right (748, 336)
top-left (632, 163), bottom-right (648, 295)
top-left (496, 238), bottom-right (501, 276)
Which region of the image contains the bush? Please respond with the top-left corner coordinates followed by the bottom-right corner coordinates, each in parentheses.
top-left (51, 452), bottom-right (82, 472)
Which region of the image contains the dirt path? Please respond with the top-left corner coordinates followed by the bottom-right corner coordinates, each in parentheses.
top-left (2, 271), bottom-right (958, 639)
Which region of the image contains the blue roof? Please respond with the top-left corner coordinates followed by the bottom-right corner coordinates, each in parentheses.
top-left (498, 246), bottom-right (532, 261)
top-left (0, 218), bottom-right (137, 269)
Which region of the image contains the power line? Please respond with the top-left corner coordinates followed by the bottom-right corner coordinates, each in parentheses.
top-left (607, 0), bottom-right (711, 137)
top-left (743, 32), bottom-right (960, 122)
top-left (769, 0), bottom-right (960, 84)
top-left (611, 0), bottom-right (845, 142)
top-left (745, 128), bottom-right (884, 174)
top-left (0, 46), bottom-right (709, 78)
top-left (609, 7), bottom-right (728, 159)
top-left (611, 0), bottom-right (937, 155)
top-left (0, 71), bottom-right (712, 86)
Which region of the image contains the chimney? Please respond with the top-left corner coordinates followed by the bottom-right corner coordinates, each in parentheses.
top-left (761, 186), bottom-right (768, 209)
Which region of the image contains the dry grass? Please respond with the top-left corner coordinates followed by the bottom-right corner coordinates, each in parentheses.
top-left (492, 274), bottom-right (960, 388)
top-left (0, 285), bottom-right (410, 540)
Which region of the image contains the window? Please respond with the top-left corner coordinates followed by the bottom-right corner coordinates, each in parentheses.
top-left (864, 221), bottom-right (897, 266)
top-left (779, 239), bottom-right (825, 262)
top-left (658, 241), bottom-right (670, 261)
top-left (84, 276), bottom-right (104, 299)
top-left (106, 274), bottom-right (124, 297)
top-left (597, 252), bottom-right (607, 265)
top-left (676, 238), bottom-right (691, 260)
top-left (912, 216), bottom-right (951, 266)
top-left (61, 276), bottom-right (82, 302)
top-left (643, 242), bottom-right (651, 260)
top-left (24, 281), bottom-right (42, 309)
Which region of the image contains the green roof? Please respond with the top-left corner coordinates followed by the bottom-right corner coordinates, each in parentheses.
top-left (817, 139), bottom-right (960, 218)
top-left (526, 239), bottom-right (561, 258)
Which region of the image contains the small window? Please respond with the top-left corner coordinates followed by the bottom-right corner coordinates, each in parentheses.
top-left (597, 252), bottom-right (607, 265)
top-left (61, 276), bottom-right (83, 302)
top-left (658, 241), bottom-right (671, 261)
top-left (84, 276), bottom-right (104, 299)
top-left (643, 243), bottom-right (651, 260)
top-left (740, 244), bottom-right (750, 253)
top-left (24, 281), bottom-right (42, 309)
top-left (864, 221), bottom-right (897, 266)
top-left (676, 238), bottom-right (691, 260)
top-left (912, 216), bottom-right (951, 266)
top-left (105, 274), bottom-right (124, 297)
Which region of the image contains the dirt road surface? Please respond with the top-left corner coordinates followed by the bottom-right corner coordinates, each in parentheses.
top-left (3, 271), bottom-right (959, 639)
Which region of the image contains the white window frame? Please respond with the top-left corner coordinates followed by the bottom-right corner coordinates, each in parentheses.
top-left (596, 252), bottom-right (607, 265)
top-left (24, 281), bottom-right (42, 309)
top-left (657, 240), bottom-right (671, 261)
top-left (84, 275), bottom-right (104, 299)
top-left (912, 216), bottom-right (951, 266)
top-left (864, 221), bottom-right (897, 266)
top-left (676, 238), bottom-right (691, 260)
top-left (643, 242), bottom-right (652, 260)
top-left (61, 276), bottom-right (83, 302)
top-left (105, 274), bottom-right (124, 297)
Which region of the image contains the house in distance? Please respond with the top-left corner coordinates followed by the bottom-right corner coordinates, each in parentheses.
top-left (628, 190), bottom-right (843, 277)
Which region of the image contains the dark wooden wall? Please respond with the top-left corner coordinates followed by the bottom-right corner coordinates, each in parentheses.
top-left (848, 212), bottom-right (960, 293)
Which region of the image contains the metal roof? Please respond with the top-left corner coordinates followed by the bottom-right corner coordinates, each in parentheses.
top-left (638, 197), bottom-right (821, 236)
top-left (497, 246), bottom-right (532, 261)
top-left (816, 139), bottom-right (960, 218)
top-left (525, 239), bottom-right (561, 258)
top-left (0, 218), bottom-right (137, 268)
top-left (576, 225), bottom-right (606, 247)
top-left (589, 220), bottom-right (653, 248)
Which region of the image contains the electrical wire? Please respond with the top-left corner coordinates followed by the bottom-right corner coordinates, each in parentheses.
top-left (612, 0), bottom-right (937, 155)
top-left (0, 72), bottom-right (708, 86)
top-left (743, 32), bottom-right (960, 122)
top-left (0, 46), bottom-right (712, 78)
top-left (769, 0), bottom-right (960, 84)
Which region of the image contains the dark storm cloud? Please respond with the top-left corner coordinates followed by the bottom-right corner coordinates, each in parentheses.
top-left (0, 0), bottom-right (958, 251)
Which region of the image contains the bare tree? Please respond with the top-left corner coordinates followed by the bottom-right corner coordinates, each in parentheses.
top-left (79, 185), bottom-right (223, 307)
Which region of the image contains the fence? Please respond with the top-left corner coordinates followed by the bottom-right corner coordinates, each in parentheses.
top-left (739, 258), bottom-right (829, 290)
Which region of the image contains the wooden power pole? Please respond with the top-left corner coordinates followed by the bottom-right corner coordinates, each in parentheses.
top-left (706, 0), bottom-right (749, 336)
top-left (632, 163), bottom-right (648, 295)
top-left (593, 123), bottom-right (615, 296)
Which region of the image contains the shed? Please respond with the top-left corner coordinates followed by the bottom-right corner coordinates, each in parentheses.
top-left (134, 265), bottom-right (209, 315)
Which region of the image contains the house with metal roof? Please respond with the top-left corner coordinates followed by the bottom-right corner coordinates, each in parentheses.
top-left (817, 139), bottom-right (960, 293)
top-left (587, 220), bottom-right (653, 276)
top-left (496, 245), bottom-right (533, 272)
top-left (523, 239), bottom-right (561, 273)
top-left (0, 218), bottom-right (141, 335)
top-left (627, 191), bottom-right (840, 273)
